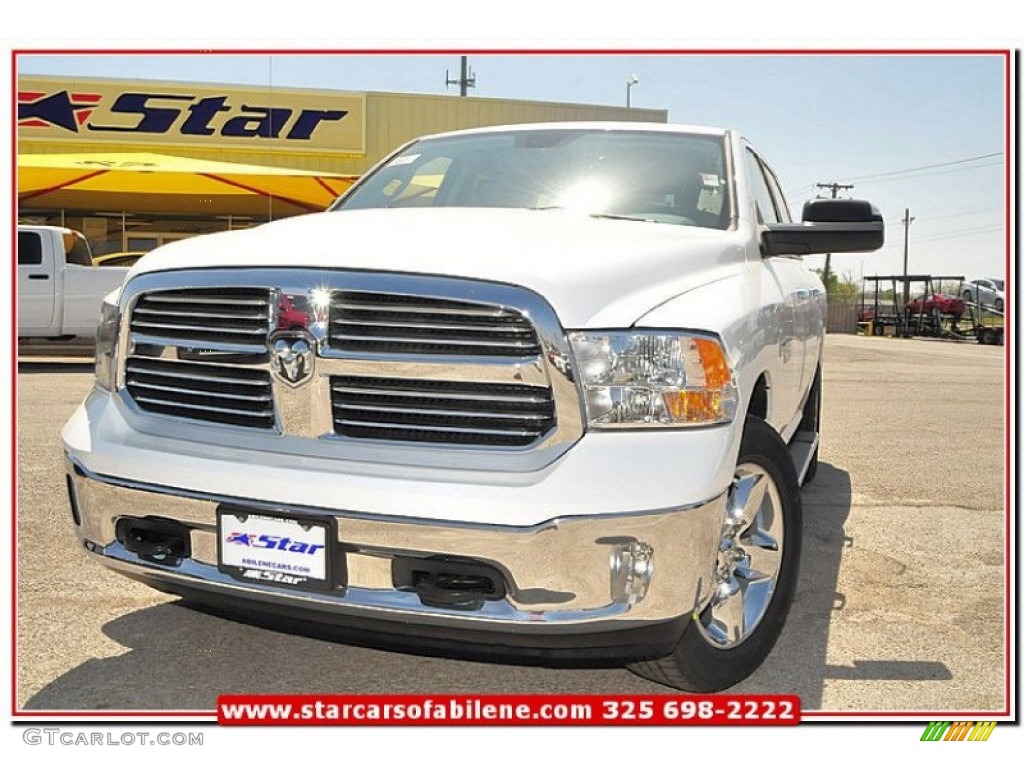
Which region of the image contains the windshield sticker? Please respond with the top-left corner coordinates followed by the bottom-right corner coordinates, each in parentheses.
top-left (387, 154), bottom-right (420, 167)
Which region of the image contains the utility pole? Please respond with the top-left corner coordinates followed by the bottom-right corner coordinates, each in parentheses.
top-left (445, 56), bottom-right (476, 97)
top-left (902, 207), bottom-right (915, 306)
top-left (815, 182), bottom-right (854, 289)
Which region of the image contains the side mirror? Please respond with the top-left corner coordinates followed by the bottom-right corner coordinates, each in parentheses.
top-left (761, 199), bottom-right (885, 256)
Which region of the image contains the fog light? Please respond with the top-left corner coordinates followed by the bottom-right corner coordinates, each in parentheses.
top-left (610, 541), bottom-right (654, 605)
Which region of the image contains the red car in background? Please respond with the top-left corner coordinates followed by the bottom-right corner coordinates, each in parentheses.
top-left (905, 293), bottom-right (965, 318)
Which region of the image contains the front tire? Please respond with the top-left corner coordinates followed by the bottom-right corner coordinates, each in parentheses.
top-left (628, 417), bottom-right (803, 692)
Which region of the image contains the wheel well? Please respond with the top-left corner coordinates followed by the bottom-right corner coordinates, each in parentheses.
top-left (748, 374), bottom-right (769, 422)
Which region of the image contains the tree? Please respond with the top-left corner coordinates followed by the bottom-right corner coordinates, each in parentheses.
top-left (813, 269), bottom-right (860, 304)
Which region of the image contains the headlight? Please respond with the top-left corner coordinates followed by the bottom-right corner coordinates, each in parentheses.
top-left (568, 331), bottom-right (738, 427)
top-left (94, 291), bottom-right (122, 391)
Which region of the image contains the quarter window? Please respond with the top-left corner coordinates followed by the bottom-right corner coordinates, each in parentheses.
top-left (744, 149), bottom-right (780, 224)
top-left (18, 232), bottom-right (43, 265)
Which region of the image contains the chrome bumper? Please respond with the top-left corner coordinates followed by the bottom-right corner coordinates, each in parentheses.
top-left (66, 456), bottom-right (724, 638)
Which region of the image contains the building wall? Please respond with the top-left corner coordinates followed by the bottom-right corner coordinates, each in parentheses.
top-left (18, 75), bottom-right (668, 175)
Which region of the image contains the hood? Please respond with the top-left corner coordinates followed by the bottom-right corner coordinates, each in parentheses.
top-left (131, 208), bottom-right (748, 328)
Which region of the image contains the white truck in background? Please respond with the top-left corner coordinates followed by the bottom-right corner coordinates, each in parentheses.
top-left (17, 225), bottom-right (129, 340)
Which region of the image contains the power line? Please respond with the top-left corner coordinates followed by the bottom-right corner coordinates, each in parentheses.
top-left (915, 206), bottom-right (1002, 222)
top-left (911, 225), bottom-right (1003, 245)
top-left (878, 223), bottom-right (1003, 249)
top-left (790, 151), bottom-right (1003, 194)
top-left (853, 160), bottom-right (1002, 186)
top-left (842, 152), bottom-right (1002, 183)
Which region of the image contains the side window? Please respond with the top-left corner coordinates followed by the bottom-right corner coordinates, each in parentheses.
top-left (18, 232), bottom-right (43, 265)
top-left (63, 231), bottom-right (93, 266)
top-left (760, 159), bottom-right (793, 224)
top-left (744, 149), bottom-right (779, 225)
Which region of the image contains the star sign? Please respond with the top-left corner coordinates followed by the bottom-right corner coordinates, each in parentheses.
top-left (18, 90), bottom-right (99, 132)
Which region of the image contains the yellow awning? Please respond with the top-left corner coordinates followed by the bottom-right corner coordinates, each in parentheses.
top-left (18, 152), bottom-right (356, 217)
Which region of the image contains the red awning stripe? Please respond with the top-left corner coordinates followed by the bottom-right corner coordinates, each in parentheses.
top-left (18, 169), bottom-right (110, 202)
top-left (315, 177), bottom-right (343, 199)
top-left (199, 173), bottom-right (323, 213)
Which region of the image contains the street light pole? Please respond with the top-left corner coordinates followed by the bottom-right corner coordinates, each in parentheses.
top-left (626, 74), bottom-right (639, 108)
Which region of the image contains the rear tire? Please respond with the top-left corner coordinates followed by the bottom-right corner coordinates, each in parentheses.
top-left (628, 417), bottom-right (803, 692)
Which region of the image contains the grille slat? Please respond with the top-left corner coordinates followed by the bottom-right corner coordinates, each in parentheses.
top-left (334, 419), bottom-right (538, 438)
top-left (133, 307), bottom-right (268, 320)
top-left (134, 396), bottom-right (275, 419)
top-left (125, 356), bottom-right (274, 429)
top-left (141, 295), bottom-right (269, 306)
top-left (337, 402), bottom-right (551, 421)
top-left (130, 320), bottom-right (268, 335)
top-left (331, 376), bottom-right (555, 447)
top-left (130, 287), bottom-right (271, 346)
top-left (126, 381), bottom-right (273, 403)
top-left (333, 300), bottom-right (509, 318)
top-left (329, 332), bottom-right (537, 351)
top-left (125, 362), bottom-right (268, 387)
top-left (330, 317), bottom-right (535, 334)
top-left (329, 291), bottom-right (541, 357)
top-left (331, 384), bottom-right (548, 405)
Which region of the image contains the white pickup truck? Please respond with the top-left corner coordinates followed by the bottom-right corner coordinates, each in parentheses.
top-left (18, 225), bottom-right (129, 340)
top-left (62, 123), bottom-right (883, 691)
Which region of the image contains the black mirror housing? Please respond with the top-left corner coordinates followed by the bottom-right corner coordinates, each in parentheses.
top-left (762, 199), bottom-right (885, 256)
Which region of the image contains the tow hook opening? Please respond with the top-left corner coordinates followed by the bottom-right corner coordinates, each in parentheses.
top-left (66, 475), bottom-right (82, 527)
top-left (392, 556), bottom-right (508, 611)
top-left (115, 516), bottom-right (191, 566)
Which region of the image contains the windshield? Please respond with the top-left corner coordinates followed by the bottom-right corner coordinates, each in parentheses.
top-left (992, 279), bottom-right (1004, 291)
top-left (334, 129), bottom-right (731, 229)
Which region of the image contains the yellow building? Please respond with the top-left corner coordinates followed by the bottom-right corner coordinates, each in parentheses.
top-left (18, 75), bottom-right (666, 256)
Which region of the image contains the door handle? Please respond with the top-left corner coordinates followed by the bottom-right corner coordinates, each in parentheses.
top-left (27, 274), bottom-right (50, 280)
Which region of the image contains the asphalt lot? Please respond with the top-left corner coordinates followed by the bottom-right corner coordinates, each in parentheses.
top-left (14, 333), bottom-right (1007, 713)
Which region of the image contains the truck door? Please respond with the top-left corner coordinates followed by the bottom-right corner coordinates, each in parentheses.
top-left (759, 160), bottom-right (823, 389)
top-left (744, 149), bottom-right (804, 428)
top-left (60, 229), bottom-right (123, 336)
top-left (17, 229), bottom-right (56, 332)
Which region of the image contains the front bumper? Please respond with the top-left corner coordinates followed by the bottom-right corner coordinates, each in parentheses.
top-left (65, 456), bottom-right (725, 657)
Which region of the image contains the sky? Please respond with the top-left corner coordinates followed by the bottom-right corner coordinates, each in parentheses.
top-left (15, 51), bottom-right (1009, 283)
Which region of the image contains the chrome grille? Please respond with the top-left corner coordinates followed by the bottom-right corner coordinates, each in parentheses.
top-left (118, 269), bottom-right (581, 462)
top-left (328, 292), bottom-right (541, 357)
top-left (331, 376), bottom-right (556, 447)
top-left (125, 357), bottom-right (274, 429)
top-left (130, 287), bottom-right (271, 347)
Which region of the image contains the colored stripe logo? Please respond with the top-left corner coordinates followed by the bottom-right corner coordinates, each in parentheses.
top-left (921, 721), bottom-right (997, 741)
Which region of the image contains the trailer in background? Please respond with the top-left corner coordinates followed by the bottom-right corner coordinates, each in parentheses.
top-left (858, 274), bottom-right (1003, 345)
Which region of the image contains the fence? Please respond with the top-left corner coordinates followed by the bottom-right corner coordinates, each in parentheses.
top-left (826, 302), bottom-right (859, 334)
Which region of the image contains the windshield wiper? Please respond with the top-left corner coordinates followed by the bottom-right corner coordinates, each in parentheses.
top-left (587, 212), bottom-right (656, 223)
top-left (528, 206), bottom-right (654, 223)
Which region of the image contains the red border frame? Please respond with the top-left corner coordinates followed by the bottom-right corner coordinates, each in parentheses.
top-left (9, 47), bottom-right (1015, 722)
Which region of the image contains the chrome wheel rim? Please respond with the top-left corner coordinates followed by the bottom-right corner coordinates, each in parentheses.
top-left (697, 463), bottom-right (784, 649)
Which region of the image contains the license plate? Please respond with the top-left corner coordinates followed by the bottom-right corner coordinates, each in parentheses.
top-left (217, 508), bottom-right (337, 592)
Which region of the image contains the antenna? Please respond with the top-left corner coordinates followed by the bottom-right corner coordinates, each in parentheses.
top-left (445, 56), bottom-right (477, 97)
